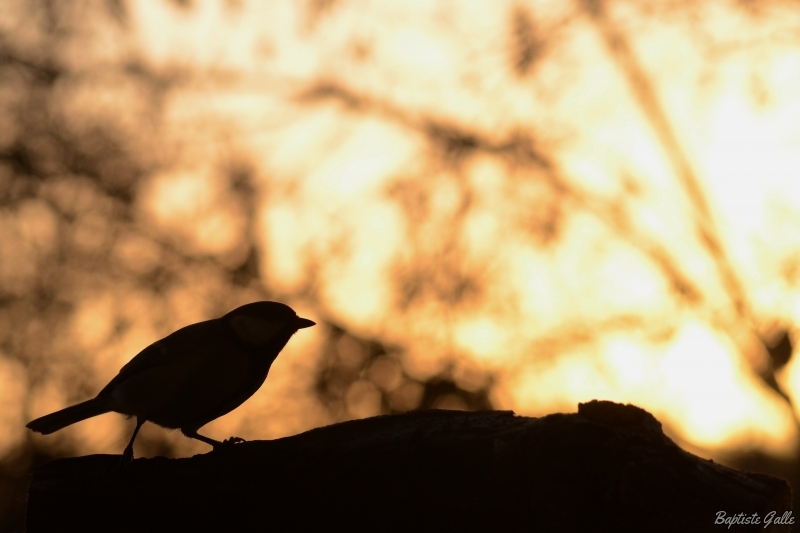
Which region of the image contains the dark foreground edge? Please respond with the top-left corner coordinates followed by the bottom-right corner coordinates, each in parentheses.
top-left (26, 401), bottom-right (791, 532)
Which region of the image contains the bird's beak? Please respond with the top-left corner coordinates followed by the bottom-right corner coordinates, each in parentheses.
top-left (295, 317), bottom-right (316, 329)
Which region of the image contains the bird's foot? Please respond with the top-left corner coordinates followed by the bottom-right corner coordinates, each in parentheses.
top-left (113, 446), bottom-right (135, 475)
top-left (213, 436), bottom-right (245, 451)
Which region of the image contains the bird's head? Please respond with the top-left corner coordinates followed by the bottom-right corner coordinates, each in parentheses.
top-left (224, 301), bottom-right (315, 347)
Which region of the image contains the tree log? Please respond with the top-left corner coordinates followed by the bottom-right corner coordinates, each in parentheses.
top-left (26, 401), bottom-right (792, 532)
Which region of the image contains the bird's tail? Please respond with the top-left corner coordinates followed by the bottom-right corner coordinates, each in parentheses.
top-left (27, 396), bottom-right (113, 435)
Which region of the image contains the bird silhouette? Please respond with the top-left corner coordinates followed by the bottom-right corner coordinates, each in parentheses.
top-left (27, 301), bottom-right (315, 462)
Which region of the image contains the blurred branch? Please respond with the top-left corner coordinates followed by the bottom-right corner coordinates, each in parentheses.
top-left (581, 0), bottom-right (749, 319)
top-left (299, 81), bottom-right (704, 307)
top-left (581, 0), bottom-right (795, 409)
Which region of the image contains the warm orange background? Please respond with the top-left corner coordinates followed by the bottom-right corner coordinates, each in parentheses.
top-left (2, 0), bottom-right (800, 527)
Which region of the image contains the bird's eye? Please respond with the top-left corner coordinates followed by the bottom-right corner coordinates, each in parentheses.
top-left (230, 315), bottom-right (285, 346)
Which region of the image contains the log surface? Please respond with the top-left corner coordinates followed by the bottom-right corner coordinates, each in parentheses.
top-left (26, 401), bottom-right (792, 532)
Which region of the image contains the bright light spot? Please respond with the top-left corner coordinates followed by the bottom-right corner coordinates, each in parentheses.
top-left (140, 169), bottom-right (247, 257)
top-left (306, 119), bottom-right (418, 199)
top-left (603, 337), bottom-right (648, 388)
top-left (387, 29), bottom-right (451, 73)
top-left (505, 353), bottom-right (618, 415)
top-left (503, 321), bottom-right (796, 455)
top-left (71, 294), bottom-right (116, 351)
top-left (261, 205), bottom-right (308, 294)
top-left (320, 202), bottom-right (402, 329)
top-left (657, 322), bottom-right (794, 453)
top-left (454, 316), bottom-right (506, 365)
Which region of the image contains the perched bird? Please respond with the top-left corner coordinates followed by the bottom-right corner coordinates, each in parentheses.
top-left (27, 301), bottom-right (315, 462)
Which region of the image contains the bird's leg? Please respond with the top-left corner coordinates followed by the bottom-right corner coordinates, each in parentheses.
top-left (181, 428), bottom-right (221, 448)
top-left (118, 417), bottom-right (145, 469)
top-left (181, 428), bottom-right (245, 450)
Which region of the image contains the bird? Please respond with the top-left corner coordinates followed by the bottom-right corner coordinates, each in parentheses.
top-left (26, 301), bottom-right (315, 462)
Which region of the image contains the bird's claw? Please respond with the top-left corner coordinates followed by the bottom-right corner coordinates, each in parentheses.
top-left (212, 436), bottom-right (245, 451)
top-left (113, 447), bottom-right (134, 475)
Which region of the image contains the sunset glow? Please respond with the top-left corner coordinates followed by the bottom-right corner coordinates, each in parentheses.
top-left (4, 0), bottom-right (800, 478)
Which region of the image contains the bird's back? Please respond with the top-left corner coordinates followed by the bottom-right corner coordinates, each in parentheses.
top-left (103, 319), bottom-right (258, 429)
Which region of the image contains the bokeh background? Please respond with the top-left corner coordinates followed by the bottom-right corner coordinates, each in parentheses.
top-left (3, 0), bottom-right (800, 529)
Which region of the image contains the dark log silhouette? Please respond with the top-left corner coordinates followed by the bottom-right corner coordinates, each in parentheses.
top-left (26, 401), bottom-right (791, 532)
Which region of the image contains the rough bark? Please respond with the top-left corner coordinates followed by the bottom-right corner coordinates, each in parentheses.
top-left (26, 401), bottom-right (792, 532)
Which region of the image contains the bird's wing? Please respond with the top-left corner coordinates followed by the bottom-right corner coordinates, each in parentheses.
top-left (98, 319), bottom-right (230, 395)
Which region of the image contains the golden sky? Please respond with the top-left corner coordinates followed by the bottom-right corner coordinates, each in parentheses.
top-left (3, 0), bottom-right (800, 461)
